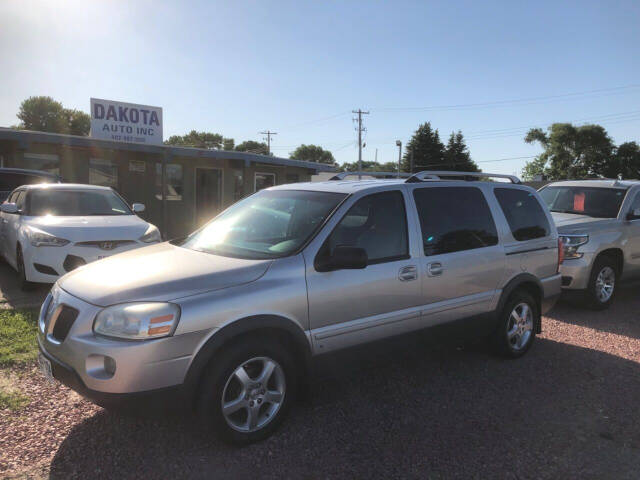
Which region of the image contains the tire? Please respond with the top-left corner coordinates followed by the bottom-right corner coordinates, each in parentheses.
top-left (16, 246), bottom-right (35, 291)
top-left (584, 255), bottom-right (619, 310)
top-left (197, 335), bottom-right (298, 445)
top-left (492, 291), bottom-right (538, 358)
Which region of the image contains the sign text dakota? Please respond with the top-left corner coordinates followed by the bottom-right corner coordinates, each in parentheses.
top-left (90, 98), bottom-right (163, 145)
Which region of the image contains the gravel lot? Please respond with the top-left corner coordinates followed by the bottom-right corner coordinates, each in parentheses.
top-left (1, 282), bottom-right (640, 479)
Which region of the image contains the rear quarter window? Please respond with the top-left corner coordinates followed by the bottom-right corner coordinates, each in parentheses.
top-left (494, 188), bottom-right (550, 241)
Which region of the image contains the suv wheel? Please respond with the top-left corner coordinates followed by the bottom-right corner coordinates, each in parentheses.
top-left (586, 256), bottom-right (618, 310)
top-left (198, 336), bottom-right (297, 445)
top-left (492, 291), bottom-right (537, 358)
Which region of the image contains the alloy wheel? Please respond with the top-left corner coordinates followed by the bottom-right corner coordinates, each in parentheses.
top-left (507, 302), bottom-right (533, 351)
top-left (595, 266), bottom-right (615, 303)
top-left (221, 356), bottom-right (286, 433)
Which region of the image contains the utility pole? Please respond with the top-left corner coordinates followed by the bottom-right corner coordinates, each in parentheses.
top-left (260, 130), bottom-right (277, 155)
top-left (352, 109), bottom-right (369, 179)
top-left (396, 140), bottom-right (402, 178)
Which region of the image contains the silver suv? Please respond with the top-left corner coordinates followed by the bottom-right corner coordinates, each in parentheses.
top-left (37, 171), bottom-right (561, 444)
top-left (539, 179), bottom-right (640, 309)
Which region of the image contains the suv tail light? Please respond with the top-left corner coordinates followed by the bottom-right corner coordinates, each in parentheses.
top-left (557, 237), bottom-right (564, 272)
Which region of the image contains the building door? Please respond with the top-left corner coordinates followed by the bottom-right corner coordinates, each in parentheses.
top-left (195, 168), bottom-right (222, 227)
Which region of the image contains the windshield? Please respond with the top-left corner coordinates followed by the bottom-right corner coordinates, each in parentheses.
top-left (539, 186), bottom-right (627, 219)
top-left (27, 189), bottom-right (132, 216)
top-left (179, 190), bottom-right (346, 259)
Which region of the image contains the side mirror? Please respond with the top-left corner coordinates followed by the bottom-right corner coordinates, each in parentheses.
top-left (132, 203), bottom-right (145, 213)
top-left (327, 245), bottom-right (368, 270)
top-left (627, 207), bottom-right (640, 221)
top-left (1, 203), bottom-right (19, 214)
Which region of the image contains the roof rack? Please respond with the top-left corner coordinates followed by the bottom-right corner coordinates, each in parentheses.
top-left (405, 171), bottom-right (521, 184)
top-left (329, 171), bottom-right (411, 180)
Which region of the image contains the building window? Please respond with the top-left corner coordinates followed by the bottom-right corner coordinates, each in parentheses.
top-left (254, 172), bottom-right (276, 192)
top-left (286, 173), bottom-right (299, 184)
top-left (89, 158), bottom-right (118, 188)
top-left (233, 169), bottom-right (244, 201)
top-left (156, 163), bottom-right (183, 201)
top-left (22, 153), bottom-right (59, 175)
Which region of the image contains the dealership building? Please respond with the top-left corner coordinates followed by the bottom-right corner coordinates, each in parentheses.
top-left (0, 127), bottom-right (336, 239)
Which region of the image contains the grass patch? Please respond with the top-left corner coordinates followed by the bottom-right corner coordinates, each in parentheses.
top-left (0, 372), bottom-right (30, 411)
top-left (0, 309), bottom-right (39, 368)
top-left (0, 389), bottom-right (30, 411)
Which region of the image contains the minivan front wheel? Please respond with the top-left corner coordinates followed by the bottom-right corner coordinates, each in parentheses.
top-left (493, 291), bottom-right (537, 358)
top-left (198, 337), bottom-right (297, 444)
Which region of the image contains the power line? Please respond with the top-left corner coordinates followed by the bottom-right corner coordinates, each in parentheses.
top-left (259, 130), bottom-right (277, 155)
top-left (371, 83), bottom-right (640, 113)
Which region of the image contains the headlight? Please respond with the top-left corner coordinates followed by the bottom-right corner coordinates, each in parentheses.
top-left (27, 226), bottom-right (69, 247)
top-left (93, 302), bottom-right (180, 340)
top-left (139, 225), bottom-right (161, 243)
top-left (560, 234), bottom-right (589, 259)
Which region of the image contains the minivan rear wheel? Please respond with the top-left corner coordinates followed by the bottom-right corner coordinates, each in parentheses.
top-left (492, 291), bottom-right (537, 358)
top-left (198, 336), bottom-right (297, 445)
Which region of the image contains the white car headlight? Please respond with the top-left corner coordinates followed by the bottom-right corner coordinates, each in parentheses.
top-left (560, 234), bottom-right (589, 259)
top-left (27, 226), bottom-right (70, 247)
top-left (139, 225), bottom-right (162, 243)
top-left (93, 302), bottom-right (180, 340)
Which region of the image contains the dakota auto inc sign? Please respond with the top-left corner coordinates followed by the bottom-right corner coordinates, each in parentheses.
top-left (90, 98), bottom-right (163, 145)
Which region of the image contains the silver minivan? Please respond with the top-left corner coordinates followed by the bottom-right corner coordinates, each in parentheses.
top-left (37, 171), bottom-right (562, 443)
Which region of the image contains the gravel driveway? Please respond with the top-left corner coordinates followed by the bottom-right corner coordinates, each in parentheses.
top-left (2, 283), bottom-right (640, 479)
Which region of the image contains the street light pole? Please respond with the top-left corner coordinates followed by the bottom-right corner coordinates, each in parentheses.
top-left (396, 140), bottom-right (402, 178)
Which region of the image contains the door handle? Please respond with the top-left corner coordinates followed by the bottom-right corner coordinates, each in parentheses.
top-left (398, 265), bottom-right (418, 282)
top-left (427, 262), bottom-right (443, 277)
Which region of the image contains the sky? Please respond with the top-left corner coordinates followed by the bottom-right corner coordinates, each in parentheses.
top-left (1, 0), bottom-right (639, 176)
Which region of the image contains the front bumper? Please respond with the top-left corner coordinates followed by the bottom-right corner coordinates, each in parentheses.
top-left (38, 338), bottom-right (187, 411)
top-left (37, 286), bottom-right (212, 400)
top-left (558, 252), bottom-right (595, 290)
top-left (24, 241), bottom-right (152, 283)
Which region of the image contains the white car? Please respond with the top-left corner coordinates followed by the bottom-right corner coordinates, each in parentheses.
top-left (0, 183), bottom-right (161, 289)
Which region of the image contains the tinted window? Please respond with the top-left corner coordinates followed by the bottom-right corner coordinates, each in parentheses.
top-left (413, 187), bottom-right (498, 256)
top-left (27, 189), bottom-right (132, 216)
top-left (324, 191), bottom-right (408, 263)
top-left (539, 186), bottom-right (626, 219)
top-left (495, 188), bottom-right (550, 241)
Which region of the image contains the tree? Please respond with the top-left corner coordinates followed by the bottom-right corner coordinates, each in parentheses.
top-left (443, 131), bottom-right (479, 172)
top-left (165, 130), bottom-right (232, 149)
top-left (16, 96), bottom-right (90, 135)
top-left (235, 140), bottom-right (269, 155)
top-left (289, 144), bottom-right (336, 164)
top-left (401, 122), bottom-right (445, 172)
top-left (522, 123), bottom-right (615, 180)
top-left (66, 109), bottom-right (91, 136)
top-left (340, 160), bottom-right (399, 172)
top-left (603, 142), bottom-right (640, 179)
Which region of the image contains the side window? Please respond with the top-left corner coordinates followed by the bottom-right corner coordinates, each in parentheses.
top-left (629, 192), bottom-right (640, 219)
top-left (15, 191), bottom-right (26, 211)
top-left (494, 188), bottom-right (550, 241)
top-left (413, 186), bottom-right (498, 256)
top-left (7, 191), bottom-right (19, 203)
top-left (324, 190), bottom-right (408, 264)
